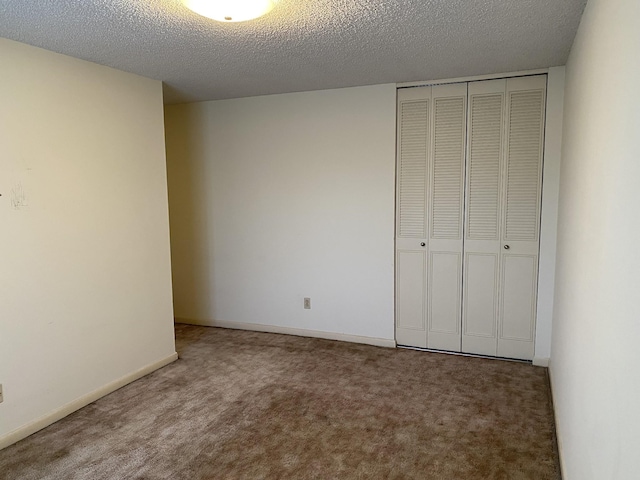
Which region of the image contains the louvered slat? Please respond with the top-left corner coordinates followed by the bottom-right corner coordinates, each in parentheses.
top-left (504, 90), bottom-right (544, 241)
top-left (398, 100), bottom-right (429, 237)
top-left (467, 94), bottom-right (503, 240)
top-left (431, 97), bottom-right (465, 239)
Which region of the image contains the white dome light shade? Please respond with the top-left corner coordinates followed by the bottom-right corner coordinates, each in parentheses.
top-left (183, 0), bottom-right (276, 23)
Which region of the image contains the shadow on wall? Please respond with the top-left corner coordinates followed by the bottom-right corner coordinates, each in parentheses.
top-left (165, 105), bottom-right (216, 322)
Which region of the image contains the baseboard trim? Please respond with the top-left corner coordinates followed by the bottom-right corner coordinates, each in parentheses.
top-left (548, 362), bottom-right (567, 479)
top-left (175, 318), bottom-right (397, 348)
top-left (0, 352), bottom-right (178, 451)
top-left (533, 356), bottom-right (550, 367)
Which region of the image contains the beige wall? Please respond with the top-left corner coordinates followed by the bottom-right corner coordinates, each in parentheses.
top-left (0, 38), bottom-right (176, 445)
top-left (165, 84), bottom-right (397, 343)
top-left (551, 0), bottom-right (640, 478)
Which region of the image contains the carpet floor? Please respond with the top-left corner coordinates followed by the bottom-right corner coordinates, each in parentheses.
top-left (0, 325), bottom-right (560, 479)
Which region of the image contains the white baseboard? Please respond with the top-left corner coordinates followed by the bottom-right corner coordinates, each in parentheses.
top-left (175, 318), bottom-right (397, 349)
top-left (533, 356), bottom-right (550, 367)
top-left (548, 362), bottom-right (567, 479)
top-left (0, 352), bottom-right (178, 451)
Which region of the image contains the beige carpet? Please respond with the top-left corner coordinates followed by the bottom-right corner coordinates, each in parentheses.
top-left (0, 325), bottom-right (560, 479)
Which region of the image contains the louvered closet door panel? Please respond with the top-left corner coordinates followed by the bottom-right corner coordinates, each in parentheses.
top-left (497, 75), bottom-right (546, 360)
top-left (395, 86), bottom-right (431, 348)
top-left (466, 90), bottom-right (504, 240)
top-left (430, 85), bottom-right (466, 240)
top-left (427, 83), bottom-right (467, 352)
top-left (502, 76), bottom-right (545, 243)
top-left (462, 79), bottom-right (505, 357)
top-left (397, 97), bottom-right (429, 239)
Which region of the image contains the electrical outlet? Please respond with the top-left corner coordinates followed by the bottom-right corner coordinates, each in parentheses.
top-left (0, 384), bottom-right (3, 404)
top-left (304, 297), bottom-right (311, 309)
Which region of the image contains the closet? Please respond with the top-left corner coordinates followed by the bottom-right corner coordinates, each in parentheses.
top-left (395, 75), bottom-right (546, 361)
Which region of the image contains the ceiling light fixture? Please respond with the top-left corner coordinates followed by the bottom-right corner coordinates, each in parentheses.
top-left (183, 0), bottom-right (276, 23)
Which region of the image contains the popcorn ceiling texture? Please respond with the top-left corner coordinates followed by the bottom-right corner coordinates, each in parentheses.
top-left (0, 0), bottom-right (586, 103)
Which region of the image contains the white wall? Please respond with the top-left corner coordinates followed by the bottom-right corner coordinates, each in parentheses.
top-left (0, 39), bottom-right (176, 446)
top-left (165, 84), bottom-right (397, 344)
top-left (550, 0), bottom-right (640, 478)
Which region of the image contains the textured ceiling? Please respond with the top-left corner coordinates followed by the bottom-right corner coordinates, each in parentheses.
top-left (0, 0), bottom-right (587, 104)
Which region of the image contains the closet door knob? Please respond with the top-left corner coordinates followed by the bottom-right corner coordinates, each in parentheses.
top-left (420, 242), bottom-right (426, 247)
top-left (504, 245), bottom-right (510, 250)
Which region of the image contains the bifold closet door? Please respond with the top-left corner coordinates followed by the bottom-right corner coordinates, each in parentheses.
top-left (462, 78), bottom-right (506, 357)
top-left (462, 75), bottom-right (546, 360)
top-left (395, 84), bottom-right (467, 350)
top-left (425, 83), bottom-right (467, 351)
top-left (496, 75), bottom-right (546, 360)
top-left (395, 86), bottom-right (431, 348)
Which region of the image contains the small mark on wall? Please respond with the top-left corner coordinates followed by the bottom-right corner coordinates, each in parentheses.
top-left (10, 182), bottom-right (28, 209)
